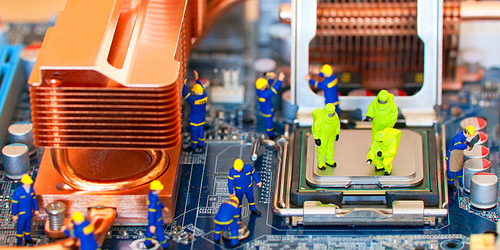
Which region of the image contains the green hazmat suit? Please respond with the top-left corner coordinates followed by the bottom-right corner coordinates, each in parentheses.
top-left (366, 127), bottom-right (401, 175)
top-left (365, 90), bottom-right (398, 140)
top-left (312, 103), bottom-right (340, 170)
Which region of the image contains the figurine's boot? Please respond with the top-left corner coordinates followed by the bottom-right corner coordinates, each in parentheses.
top-left (375, 165), bottom-right (384, 171)
top-left (317, 160), bottom-right (326, 170)
top-left (457, 169), bottom-right (463, 185)
top-left (383, 160), bottom-right (393, 175)
top-left (325, 159), bottom-right (336, 168)
top-left (16, 235), bottom-right (22, 246)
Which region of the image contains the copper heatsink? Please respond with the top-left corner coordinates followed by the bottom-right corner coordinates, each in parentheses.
top-left (28, 0), bottom-right (193, 149)
top-left (310, 0), bottom-right (460, 90)
top-left (28, 0), bottom-right (196, 223)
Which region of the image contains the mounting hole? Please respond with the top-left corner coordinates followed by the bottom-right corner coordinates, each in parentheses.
top-left (440, 240), bottom-right (464, 250)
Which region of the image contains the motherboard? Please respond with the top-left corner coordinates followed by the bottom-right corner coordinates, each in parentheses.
top-left (0, 0), bottom-right (500, 249)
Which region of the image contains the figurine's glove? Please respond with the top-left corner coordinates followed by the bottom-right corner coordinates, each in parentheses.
top-left (335, 134), bottom-right (339, 141)
top-left (366, 159), bottom-right (372, 164)
top-left (363, 116), bottom-right (373, 122)
top-left (377, 151), bottom-right (382, 157)
top-left (315, 139), bottom-right (321, 146)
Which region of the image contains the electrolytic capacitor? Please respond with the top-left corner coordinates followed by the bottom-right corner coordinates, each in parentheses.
top-left (1, 143), bottom-right (30, 180)
top-left (470, 172), bottom-right (498, 209)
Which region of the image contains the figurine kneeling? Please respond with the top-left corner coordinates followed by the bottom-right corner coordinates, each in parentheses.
top-left (366, 127), bottom-right (401, 175)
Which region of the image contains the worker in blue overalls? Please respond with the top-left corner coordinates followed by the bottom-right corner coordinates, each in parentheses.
top-left (213, 196), bottom-right (241, 247)
top-left (256, 71), bottom-right (285, 139)
top-left (228, 159), bottom-right (262, 216)
top-left (446, 125), bottom-right (475, 185)
top-left (305, 64), bottom-right (339, 112)
top-left (11, 174), bottom-right (39, 246)
top-left (144, 180), bottom-right (170, 249)
top-left (182, 70), bottom-right (207, 150)
top-left (63, 211), bottom-right (99, 250)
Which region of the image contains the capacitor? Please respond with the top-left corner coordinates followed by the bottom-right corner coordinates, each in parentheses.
top-left (476, 131), bottom-right (488, 145)
top-left (1, 143), bottom-right (30, 180)
top-left (8, 122), bottom-right (36, 155)
top-left (470, 173), bottom-right (498, 209)
top-left (460, 117), bottom-right (487, 132)
top-left (463, 158), bottom-right (491, 193)
top-left (348, 89), bottom-right (374, 96)
top-left (20, 44), bottom-right (41, 81)
top-left (0, 22), bottom-right (9, 47)
top-left (463, 145), bottom-right (490, 160)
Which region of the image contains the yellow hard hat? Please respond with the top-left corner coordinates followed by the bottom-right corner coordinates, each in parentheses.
top-left (255, 78), bottom-right (268, 89)
top-left (21, 175), bottom-right (33, 184)
top-left (150, 180), bottom-right (164, 191)
top-left (377, 90), bottom-right (390, 102)
top-left (192, 84), bottom-right (203, 94)
top-left (72, 211), bottom-right (85, 223)
top-left (229, 196), bottom-right (239, 204)
top-left (325, 103), bottom-right (336, 113)
top-left (320, 64), bottom-right (333, 76)
top-left (233, 159), bottom-right (244, 171)
top-left (465, 125), bottom-right (476, 136)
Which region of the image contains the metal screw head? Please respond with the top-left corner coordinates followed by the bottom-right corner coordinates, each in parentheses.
top-left (45, 201), bottom-right (66, 215)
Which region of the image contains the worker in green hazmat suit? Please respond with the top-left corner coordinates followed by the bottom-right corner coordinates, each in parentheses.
top-left (366, 127), bottom-right (401, 175)
top-left (312, 103), bottom-right (341, 170)
top-left (363, 90), bottom-right (398, 140)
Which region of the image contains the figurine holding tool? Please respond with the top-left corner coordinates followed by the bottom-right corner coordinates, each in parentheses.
top-left (305, 64), bottom-right (339, 112)
top-left (446, 125), bottom-right (478, 185)
top-left (183, 70), bottom-right (207, 150)
top-left (363, 90), bottom-right (398, 141)
top-left (63, 211), bottom-right (99, 250)
top-left (228, 159), bottom-right (262, 216)
top-left (256, 71), bottom-right (285, 139)
top-left (213, 196), bottom-right (241, 247)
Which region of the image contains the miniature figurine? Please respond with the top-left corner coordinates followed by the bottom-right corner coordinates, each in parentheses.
top-left (305, 64), bottom-right (339, 111)
top-left (366, 127), bottom-right (401, 175)
top-left (363, 90), bottom-right (398, 140)
top-left (11, 174), bottom-right (39, 246)
top-left (63, 211), bottom-right (98, 250)
top-left (446, 125), bottom-right (475, 185)
top-left (145, 180), bottom-right (170, 249)
top-left (228, 159), bottom-right (262, 216)
top-left (213, 196), bottom-right (241, 247)
top-left (312, 103), bottom-right (340, 170)
top-left (182, 70), bottom-right (207, 150)
top-left (256, 71), bottom-right (285, 139)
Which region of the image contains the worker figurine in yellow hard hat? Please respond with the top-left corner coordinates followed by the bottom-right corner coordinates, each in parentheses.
top-left (183, 70), bottom-right (207, 150)
top-left (144, 180), bottom-right (170, 249)
top-left (446, 125), bottom-right (476, 185)
top-left (363, 89), bottom-right (398, 140)
top-left (228, 159), bottom-right (262, 216)
top-left (11, 174), bottom-right (39, 246)
top-left (366, 127), bottom-right (401, 175)
top-left (312, 103), bottom-right (340, 170)
top-left (213, 196), bottom-right (241, 247)
top-left (305, 64), bottom-right (339, 111)
top-left (256, 71), bottom-right (285, 139)
top-left (62, 211), bottom-right (99, 250)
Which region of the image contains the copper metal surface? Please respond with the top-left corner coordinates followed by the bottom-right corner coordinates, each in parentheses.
top-left (51, 148), bottom-right (169, 191)
top-left (27, 0), bottom-right (238, 228)
top-left (34, 145), bottom-right (181, 224)
top-left (310, 0), bottom-right (460, 90)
